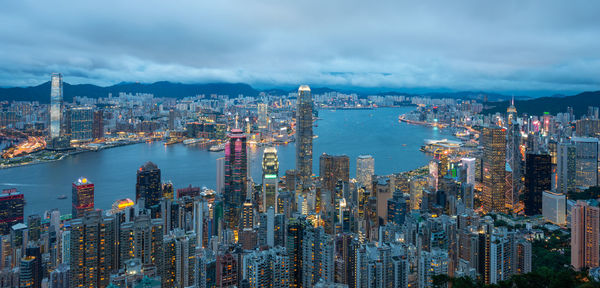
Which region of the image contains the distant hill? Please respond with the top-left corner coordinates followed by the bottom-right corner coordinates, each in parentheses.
top-left (484, 91), bottom-right (600, 117)
top-left (0, 81), bottom-right (259, 103)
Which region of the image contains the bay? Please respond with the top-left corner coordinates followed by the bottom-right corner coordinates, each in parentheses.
top-left (0, 107), bottom-right (455, 215)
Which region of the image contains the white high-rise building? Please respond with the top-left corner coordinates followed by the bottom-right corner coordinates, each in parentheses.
top-left (357, 155), bottom-right (375, 190)
top-left (542, 191), bottom-right (566, 225)
top-left (461, 157), bottom-right (476, 185)
top-left (216, 157), bottom-right (224, 194)
top-left (50, 73), bottom-right (63, 139)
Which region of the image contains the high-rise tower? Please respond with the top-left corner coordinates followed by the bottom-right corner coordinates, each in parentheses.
top-left (356, 155), bottom-right (375, 191)
top-left (481, 126), bottom-right (507, 213)
top-left (136, 162), bottom-right (162, 208)
top-left (262, 147), bottom-right (279, 212)
top-left (50, 73), bottom-right (63, 139)
top-left (72, 177), bottom-right (94, 218)
top-left (224, 129), bottom-right (247, 231)
top-left (296, 85), bottom-right (313, 188)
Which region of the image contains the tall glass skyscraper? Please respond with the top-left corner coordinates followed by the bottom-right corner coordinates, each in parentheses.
top-left (136, 161), bottom-right (162, 208)
top-left (481, 126), bottom-right (507, 213)
top-left (50, 73), bottom-right (63, 139)
top-left (296, 85), bottom-right (313, 188)
top-left (224, 129), bottom-right (247, 231)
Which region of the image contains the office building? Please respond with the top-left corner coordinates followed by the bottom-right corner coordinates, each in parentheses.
top-left (320, 153), bottom-right (350, 193)
top-left (542, 191), bottom-right (566, 225)
top-left (257, 103), bottom-right (268, 130)
top-left (69, 106), bottom-right (93, 142)
top-left (92, 110), bottom-right (104, 140)
top-left (573, 137), bottom-right (599, 188)
top-left (224, 129), bottom-right (247, 232)
top-left (481, 126), bottom-right (507, 213)
top-left (524, 153), bottom-right (551, 215)
top-left (262, 147), bottom-right (279, 212)
top-left (571, 201), bottom-right (600, 270)
top-left (461, 158), bottom-right (476, 185)
top-left (296, 85), bottom-right (313, 188)
top-left (50, 73), bottom-right (63, 139)
top-left (136, 162), bottom-right (162, 208)
top-left (72, 178), bottom-right (94, 218)
top-left (557, 142), bottom-right (576, 194)
top-left (0, 190), bottom-right (24, 235)
top-left (356, 155), bottom-right (374, 191)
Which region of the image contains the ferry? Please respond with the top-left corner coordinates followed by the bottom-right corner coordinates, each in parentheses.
top-left (57, 195), bottom-right (67, 200)
top-left (209, 143), bottom-right (226, 152)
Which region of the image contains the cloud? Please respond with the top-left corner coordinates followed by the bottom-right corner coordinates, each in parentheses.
top-left (0, 0), bottom-right (599, 95)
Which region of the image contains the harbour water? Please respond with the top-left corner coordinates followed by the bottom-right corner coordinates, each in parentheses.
top-left (0, 107), bottom-right (455, 215)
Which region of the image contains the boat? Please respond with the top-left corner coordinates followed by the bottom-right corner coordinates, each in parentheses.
top-left (183, 138), bottom-right (202, 145)
top-left (57, 195), bottom-right (67, 200)
top-left (209, 143), bottom-right (226, 152)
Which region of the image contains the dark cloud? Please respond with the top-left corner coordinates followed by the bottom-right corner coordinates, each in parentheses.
top-left (1, 0), bottom-right (599, 95)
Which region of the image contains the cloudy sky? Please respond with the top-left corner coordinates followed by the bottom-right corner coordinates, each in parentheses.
top-left (1, 1), bottom-right (599, 95)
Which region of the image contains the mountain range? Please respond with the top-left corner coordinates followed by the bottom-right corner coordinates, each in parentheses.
top-left (0, 81), bottom-right (528, 103)
top-left (483, 91), bottom-right (600, 117)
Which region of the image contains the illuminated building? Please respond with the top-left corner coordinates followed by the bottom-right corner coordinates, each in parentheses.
top-left (461, 158), bottom-right (476, 185)
top-left (257, 103), bottom-right (268, 130)
top-left (136, 162), bottom-right (162, 209)
top-left (418, 248), bottom-right (449, 288)
top-left (571, 201), bottom-right (600, 270)
top-left (69, 106), bottom-right (93, 142)
top-left (296, 85), bottom-right (313, 188)
top-left (557, 142), bottom-right (576, 194)
top-left (162, 230), bottom-right (196, 287)
top-left (319, 153), bottom-right (350, 193)
top-left (168, 109), bottom-right (175, 131)
top-left (72, 177), bottom-right (94, 218)
top-left (69, 210), bottom-right (115, 288)
top-left (302, 226), bottom-right (335, 287)
top-left (481, 126), bottom-right (507, 213)
top-left (287, 217), bottom-right (308, 287)
top-left (542, 191), bottom-right (566, 225)
top-left (524, 153), bottom-right (551, 215)
top-left (162, 182), bottom-right (174, 200)
top-left (0, 189), bottom-right (24, 235)
top-left (506, 97), bottom-right (517, 125)
top-left (50, 73), bottom-right (63, 139)
top-left (216, 252), bottom-right (238, 287)
top-left (223, 129), bottom-right (247, 232)
top-left (356, 155), bottom-right (374, 191)
top-left (119, 213), bottom-right (163, 269)
top-left (262, 147), bottom-right (279, 212)
top-left (572, 137), bottom-right (599, 188)
top-left (243, 247), bottom-right (289, 288)
top-left (110, 198), bottom-right (134, 214)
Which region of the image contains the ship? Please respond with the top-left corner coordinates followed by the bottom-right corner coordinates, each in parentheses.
top-left (183, 138), bottom-right (202, 145)
top-left (209, 143), bottom-right (226, 152)
top-left (57, 195), bottom-right (67, 200)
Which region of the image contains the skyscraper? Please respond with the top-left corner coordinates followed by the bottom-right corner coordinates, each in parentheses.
top-left (224, 129), bottom-right (247, 231)
top-left (49, 73), bottom-right (63, 139)
top-left (0, 189), bottom-right (24, 235)
top-left (319, 153), bottom-right (350, 193)
top-left (571, 201), bottom-right (600, 270)
top-left (69, 106), bottom-right (93, 142)
top-left (573, 137), bottom-right (599, 188)
top-left (262, 147), bottom-right (279, 212)
top-left (136, 162), bottom-right (162, 208)
top-left (257, 103), bottom-right (268, 130)
top-left (216, 157), bottom-right (225, 194)
top-left (72, 177), bottom-right (94, 218)
top-left (70, 210), bottom-right (115, 287)
top-left (481, 126), bottom-right (507, 213)
top-left (542, 191), bottom-right (566, 225)
top-left (557, 142), bottom-right (576, 194)
top-left (296, 85), bottom-right (313, 188)
top-left (92, 110), bottom-right (104, 140)
top-left (356, 155), bottom-right (374, 190)
top-left (524, 153), bottom-right (551, 216)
